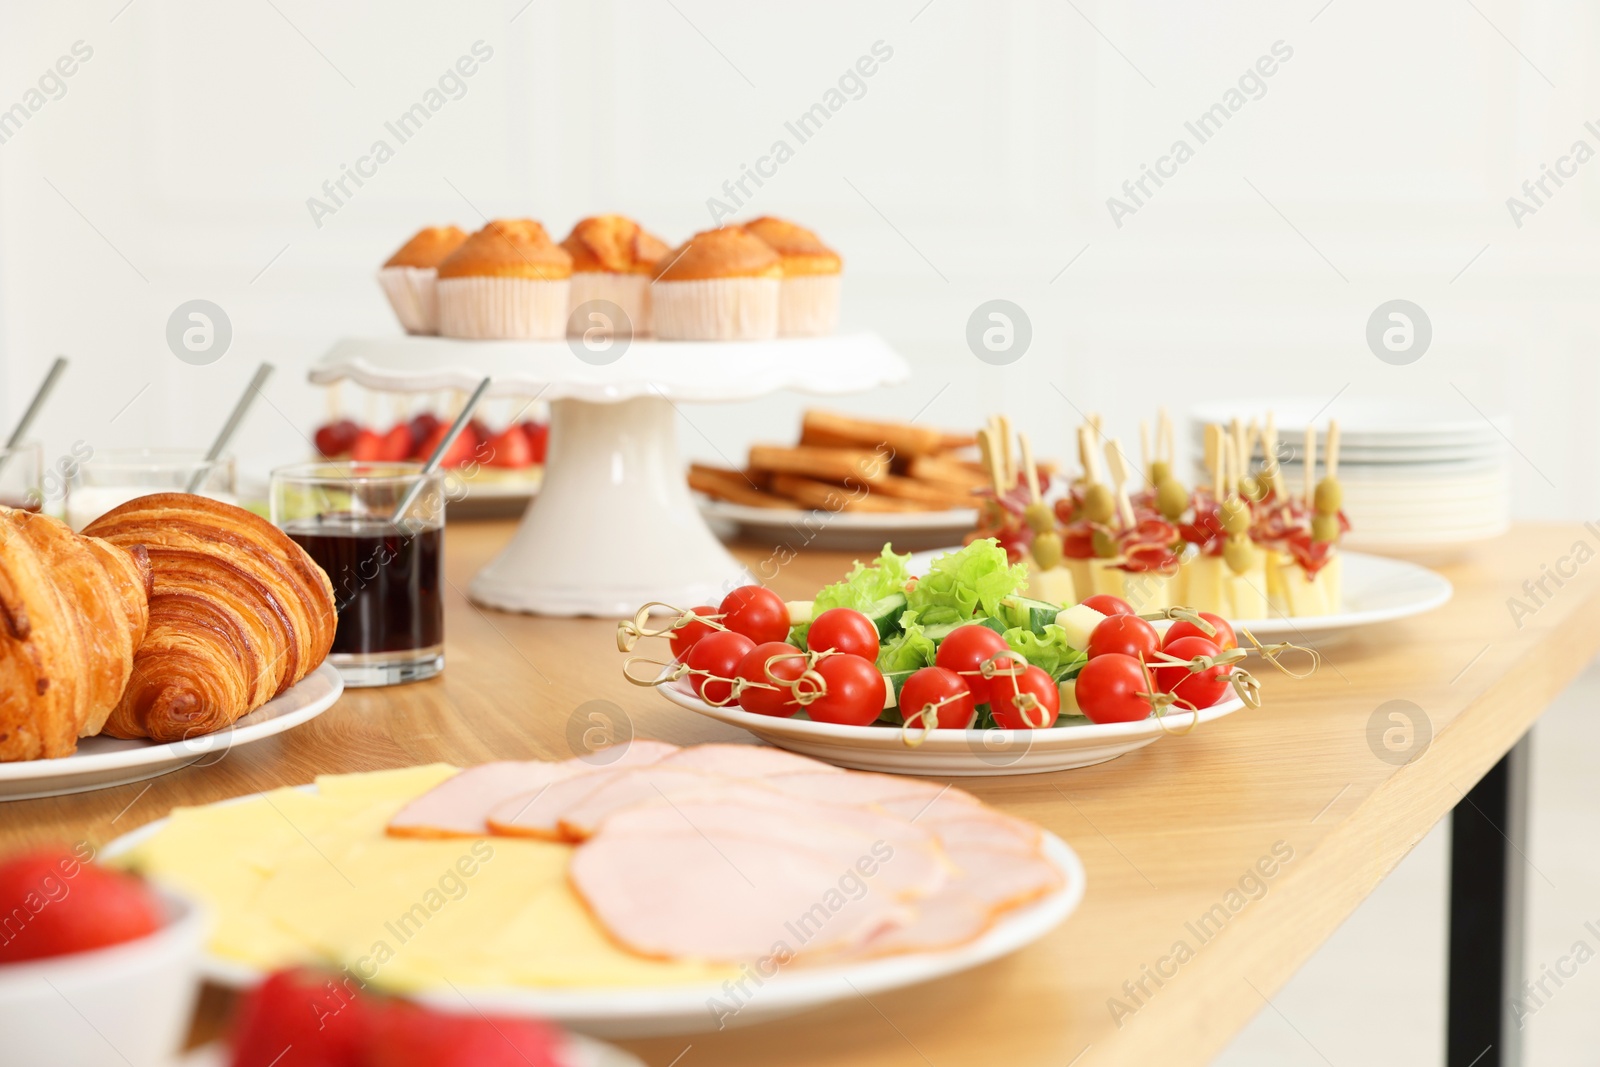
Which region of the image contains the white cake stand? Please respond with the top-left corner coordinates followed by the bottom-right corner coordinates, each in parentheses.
top-left (309, 334), bottom-right (909, 616)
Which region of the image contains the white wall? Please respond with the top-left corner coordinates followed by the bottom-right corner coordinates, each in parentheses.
top-left (1, 0), bottom-right (1594, 520)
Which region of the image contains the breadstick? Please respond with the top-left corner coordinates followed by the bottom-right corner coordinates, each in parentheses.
top-left (768, 474), bottom-right (922, 512)
top-left (748, 445), bottom-right (890, 484)
top-left (909, 454), bottom-right (990, 490)
top-left (688, 465), bottom-right (793, 509)
top-left (799, 410), bottom-right (945, 459)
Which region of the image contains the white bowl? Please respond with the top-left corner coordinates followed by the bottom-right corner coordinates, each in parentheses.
top-left (0, 886), bottom-right (205, 1067)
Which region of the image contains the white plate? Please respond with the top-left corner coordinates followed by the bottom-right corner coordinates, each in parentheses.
top-left (699, 498), bottom-right (979, 552)
top-left (903, 549), bottom-right (1452, 646)
top-left (659, 680), bottom-right (1247, 776)
top-left (106, 791), bottom-right (1083, 1039)
top-left (0, 664), bottom-right (344, 801)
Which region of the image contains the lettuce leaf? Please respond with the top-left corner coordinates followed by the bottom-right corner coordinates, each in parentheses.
top-left (814, 543), bottom-right (911, 613)
top-left (904, 539), bottom-right (1028, 628)
top-left (794, 544), bottom-right (912, 645)
top-left (1003, 624), bottom-right (1089, 681)
top-left (876, 611), bottom-right (938, 674)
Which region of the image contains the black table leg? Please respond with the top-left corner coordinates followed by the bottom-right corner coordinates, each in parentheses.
top-left (1446, 733), bottom-right (1531, 1067)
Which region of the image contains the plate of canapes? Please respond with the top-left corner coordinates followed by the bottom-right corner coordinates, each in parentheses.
top-left (619, 536), bottom-right (1292, 776)
top-left (956, 411), bottom-right (1453, 646)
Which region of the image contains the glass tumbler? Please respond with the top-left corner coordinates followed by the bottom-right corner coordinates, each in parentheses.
top-left (271, 462), bottom-right (445, 688)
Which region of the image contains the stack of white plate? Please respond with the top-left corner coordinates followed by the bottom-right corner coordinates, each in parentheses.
top-left (1189, 396), bottom-right (1511, 560)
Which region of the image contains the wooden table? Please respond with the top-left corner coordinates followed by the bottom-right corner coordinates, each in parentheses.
top-left (8, 522), bottom-right (1592, 1066)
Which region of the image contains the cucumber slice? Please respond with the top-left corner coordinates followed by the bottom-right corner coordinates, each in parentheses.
top-left (882, 668), bottom-right (916, 708)
top-left (861, 593), bottom-right (908, 637)
top-left (1001, 595), bottom-right (1067, 634)
top-left (975, 616), bottom-right (1009, 637)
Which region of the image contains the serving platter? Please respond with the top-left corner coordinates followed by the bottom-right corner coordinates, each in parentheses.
top-left (699, 498), bottom-right (979, 552)
top-left (904, 548), bottom-right (1453, 647)
top-left (0, 664), bottom-right (344, 801)
top-left (657, 678), bottom-right (1247, 775)
top-left (106, 792), bottom-right (1084, 1038)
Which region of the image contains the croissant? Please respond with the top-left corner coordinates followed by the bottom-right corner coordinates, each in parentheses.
top-left (0, 507), bottom-right (151, 761)
top-left (83, 494), bottom-right (337, 742)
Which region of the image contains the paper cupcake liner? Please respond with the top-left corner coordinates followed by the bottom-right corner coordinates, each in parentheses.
top-left (651, 278), bottom-right (780, 341)
top-left (436, 276), bottom-right (571, 340)
top-left (377, 266), bottom-right (439, 335)
top-left (779, 273), bottom-right (841, 337)
top-left (568, 272), bottom-right (653, 338)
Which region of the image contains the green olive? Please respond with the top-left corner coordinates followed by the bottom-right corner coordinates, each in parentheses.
top-left (1150, 460), bottom-right (1171, 484)
top-left (1314, 477), bottom-right (1343, 515)
top-left (1223, 536), bottom-right (1256, 574)
top-left (1092, 528), bottom-right (1119, 559)
top-left (1156, 476), bottom-right (1188, 521)
top-left (1083, 483), bottom-right (1116, 524)
top-left (1031, 530), bottom-right (1063, 570)
top-left (1312, 513), bottom-right (1340, 543)
top-left (1023, 501), bottom-right (1055, 535)
top-left (1219, 497), bottom-right (1251, 536)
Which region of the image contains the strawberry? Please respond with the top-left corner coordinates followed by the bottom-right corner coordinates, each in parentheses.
top-left (0, 849), bottom-right (163, 963)
top-left (378, 423), bottom-right (413, 463)
top-left (364, 1000), bottom-right (564, 1067)
top-left (406, 413), bottom-right (441, 458)
top-left (417, 423), bottom-right (477, 468)
top-left (521, 421), bottom-right (549, 464)
top-left (313, 420), bottom-right (361, 459)
top-left (483, 427), bottom-right (534, 469)
top-left (349, 429), bottom-right (385, 463)
top-left (229, 969), bottom-right (367, 1067)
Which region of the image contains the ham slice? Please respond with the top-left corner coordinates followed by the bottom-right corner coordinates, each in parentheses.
top-left (586, 798), bottom-right (947, 899)
top-left (387, 740), bottom-right (678, 838)
top-left (569, 799), bottom-right (944, 962)
top-left (488, 766), bottom-right (726, 841)
top-left (657, 743), bottom-right (841, 777)
top-left (763, 771), bottom-right (981, 817)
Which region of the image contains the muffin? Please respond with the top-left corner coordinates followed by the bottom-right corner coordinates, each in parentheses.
top-left (378, 225), bottom-right (468, 335)
top-left (744, 216), bottom-right (842, 337)
top-left (561, 215), bottom-right (671, 338)
top-left (651, 226), bottom-right (781, 341)
top-left (435, 220), bottom-right (573, 340)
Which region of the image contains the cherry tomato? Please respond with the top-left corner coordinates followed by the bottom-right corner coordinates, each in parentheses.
top-left (1074, 653), bottom-right (1153, 724)
top-left (736, 641), bottom-right (809, 717)
top-left (934, 625), bottom-right (1014, 706)
top-left (1081, 594), bottom-right (1134, 617)
top-left (1086, 614), bottom-right (1161, 661)
top-left (989, 664), bottom-right (1061, 729)
top-left (669, 606), bottom-right (721, 662)
top-left (1153, 635), bottom-right (1232, 710)
top-left (898, 667), bottom-right (975, 731)
top-left (804, 654), bottom-right (887, 727)
top-left (719, 586), bottom-right (791, 645)
top-left (806, 607), bottom-right (880, 661)
top-left (683, 630), bottom-right (754, 706)
top-left (1163, 612), bottom-right (1237, 651)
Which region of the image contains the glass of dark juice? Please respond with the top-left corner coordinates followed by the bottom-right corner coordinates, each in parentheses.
top-left (270, 462), bottom-right (445, 687)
